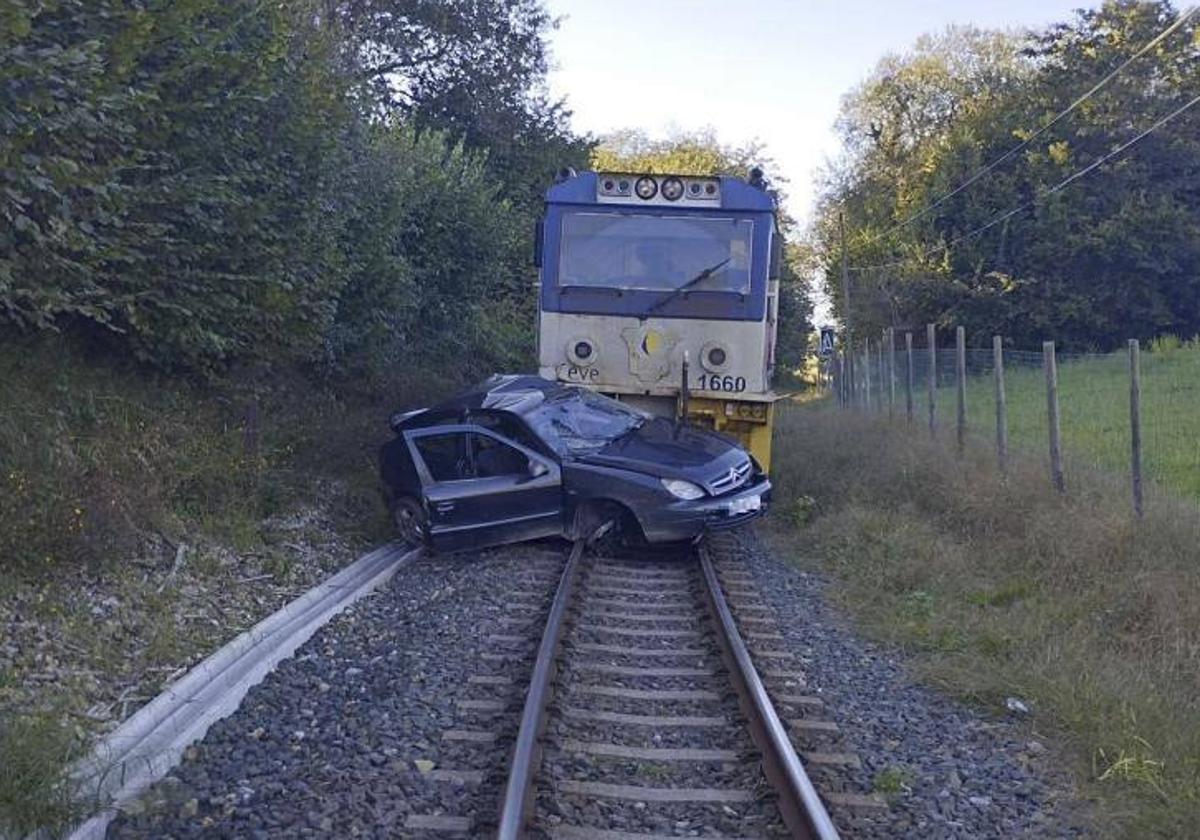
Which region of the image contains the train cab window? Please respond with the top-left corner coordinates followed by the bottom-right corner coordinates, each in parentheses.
top-left (413, 433), bottom-right (471, 482)
top-left (559, 212), bottom-right (753, 294)
top-left (473, 435), bottom-right (529, 478)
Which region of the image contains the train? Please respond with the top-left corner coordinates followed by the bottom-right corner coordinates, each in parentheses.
top-left (535, 168), bottom-right (781, 470)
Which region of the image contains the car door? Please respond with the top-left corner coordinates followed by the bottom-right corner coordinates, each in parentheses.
top-left (403, 424), bottom-right (564, 553)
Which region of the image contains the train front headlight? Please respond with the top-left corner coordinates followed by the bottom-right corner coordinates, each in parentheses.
top-left (661, 177), bottom-right (684, 201)
top-left (634, 176), bottom-right (658, 200)
top-left (567, 337), bottom-right (599, 366)
top-left (701, 342), bottom-right (730, 373)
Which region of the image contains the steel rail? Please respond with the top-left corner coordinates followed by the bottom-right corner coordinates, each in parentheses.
top-left (698, 543), bottom-right (841, 840)
top-left (496, 538), bottom-right (586, 840)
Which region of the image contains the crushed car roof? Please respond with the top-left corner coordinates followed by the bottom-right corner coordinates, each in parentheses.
top-left (403, 375), bottom-right (571, 424)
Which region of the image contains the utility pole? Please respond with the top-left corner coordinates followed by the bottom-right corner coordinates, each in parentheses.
top-left (840, 211), bottom-right (854, 396)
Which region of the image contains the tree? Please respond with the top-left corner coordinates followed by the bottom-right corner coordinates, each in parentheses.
top-left (593, 128), bottom-right (775, 181)
top-left (1, 0), bottom-right (356, 371)
top-left (324, 0), bottom-right (591, 208)
top-left (2, 0), bottom-right (585, 376)
top-left (815, 2), bottom-right (1200, 350)
top-left (326, 127), bottom-right (532, 382)
top-left (814, 25), bottom-right (1031, 339)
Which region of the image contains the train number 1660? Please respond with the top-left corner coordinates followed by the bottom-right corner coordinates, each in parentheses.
top-left (696, 374), bottom-right (747, 392)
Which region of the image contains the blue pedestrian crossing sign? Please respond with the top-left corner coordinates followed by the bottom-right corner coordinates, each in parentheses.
top-left (818, 326), bottom-right (836, 357)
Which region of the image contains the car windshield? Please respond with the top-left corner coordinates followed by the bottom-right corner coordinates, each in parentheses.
top-left (559, 212), bottom-right (752, 293)
top-left (524, 388), bottom-right (647, 456)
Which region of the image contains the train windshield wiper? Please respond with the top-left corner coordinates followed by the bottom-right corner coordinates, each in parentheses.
top-left (642, 257), bottom-right (731, 318)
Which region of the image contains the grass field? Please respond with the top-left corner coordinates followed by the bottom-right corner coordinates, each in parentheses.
top-left (873, 341), bottom-right (1200, 500)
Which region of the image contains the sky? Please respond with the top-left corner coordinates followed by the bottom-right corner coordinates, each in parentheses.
top-left (544, 0), bottom-right (1091, 226)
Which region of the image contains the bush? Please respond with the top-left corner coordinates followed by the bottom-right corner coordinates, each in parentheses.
top-left (326, 127), bottom-right (534, 382)
top-left (0, 336), bottom-right (434, 572)
top-left (1, 1), bottom-right (354, 372)
top-left (2, 2), bottom-right (541, 377)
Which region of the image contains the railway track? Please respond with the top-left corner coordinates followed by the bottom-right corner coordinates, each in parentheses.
top-left (494, 535), bottom-right (871, 839)
top-left (98, 533), bottom-right (883, 837)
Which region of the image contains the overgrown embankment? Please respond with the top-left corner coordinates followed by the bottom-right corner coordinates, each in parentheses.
top-left (0, 337), bottom-right (457, 835)
top-left (768, 403), bottom-right (1200, 838)
top-left (2, 3), bottom-right (580, 834)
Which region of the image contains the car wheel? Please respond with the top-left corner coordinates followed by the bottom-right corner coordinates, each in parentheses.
top-left (392, 496), bottom-right (429, 546)
top-left (584, 503), bottom-right (646, 556)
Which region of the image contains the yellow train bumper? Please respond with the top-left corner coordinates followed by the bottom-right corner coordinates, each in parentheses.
top-left (683, 398), bottom-right (775, 473)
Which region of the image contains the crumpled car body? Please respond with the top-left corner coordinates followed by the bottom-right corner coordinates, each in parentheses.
top-left (378, 374), bottom-right (771, 552)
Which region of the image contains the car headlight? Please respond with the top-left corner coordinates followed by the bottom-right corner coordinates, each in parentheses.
top-left (661, 478), bottom-right (705, 500)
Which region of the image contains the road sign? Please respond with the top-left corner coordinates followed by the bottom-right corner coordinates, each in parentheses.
top-left (818, 326), bottom-right (836, 357)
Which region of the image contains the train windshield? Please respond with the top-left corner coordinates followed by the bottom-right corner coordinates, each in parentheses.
top-left (559, 212), bottom-right (752, 294)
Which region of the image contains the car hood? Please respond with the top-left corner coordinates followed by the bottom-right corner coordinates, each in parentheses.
top-left (576, 417), bottom-right (750, 491)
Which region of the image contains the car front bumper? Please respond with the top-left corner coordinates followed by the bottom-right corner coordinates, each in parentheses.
top-left (640, 475), bottom-right (773, 543)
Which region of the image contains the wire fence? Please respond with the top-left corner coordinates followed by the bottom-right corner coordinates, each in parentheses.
top-left (826, 328), bottom-right (1200, 514)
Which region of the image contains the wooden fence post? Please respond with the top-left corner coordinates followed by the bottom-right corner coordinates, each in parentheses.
top-left (243, 396), bottom-right (261, 493)
top-left (876, 335), bottom-right (885, 414)
top-left (993, 335), bottom-right (1008, 474)
top-left (905, 332), bottom-right (914, 423)
top-left (1044, 341), bottom-right (1065, 493)
top-left (1129, 339), bottom-right (1144, 518)
top-left (887, 328), bottom-right (896, 419)
top-left (840, 350), bottom-right (849, 408)
top-left (858, 345), bottom-right (866, 408)
top-left (243, 399), bottom-right (259, 464)
top-left (955, 326), bottom-right (967, 455)
top-left (844, 351), bottom-right (850, 407)
top-left (927, 323), bottom-right (937, 437)
top-left (849, 346), bottom-right (857, 407)
top-left (863, 339), bottom-right (872, 412)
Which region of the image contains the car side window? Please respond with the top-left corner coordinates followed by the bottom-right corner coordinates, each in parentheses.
top-left (473, 434), bottom-right (530, 478)
top-left (469, 412), bottom-right (541, 453)
top-left (414, 433), bottom-right (472, 482)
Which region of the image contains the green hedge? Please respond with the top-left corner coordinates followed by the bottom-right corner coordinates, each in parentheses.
top-left (1, 0), bottom-right (548, 377)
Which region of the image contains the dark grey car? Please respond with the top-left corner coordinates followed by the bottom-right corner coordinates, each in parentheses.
top-left (379, 375), bottom-right (771, 552)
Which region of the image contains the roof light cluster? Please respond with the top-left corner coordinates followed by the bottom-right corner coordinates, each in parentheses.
top-left (598, 174), bottom-right (720, 205)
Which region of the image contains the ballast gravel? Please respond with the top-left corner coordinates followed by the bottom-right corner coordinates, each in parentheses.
top-left (107, 540), bottom-right (568, 839)
top-left (728, 526), bottom-right (1090, 838)
top-left (535, 557), bottom-right (789, 839)
top-left (106, 523), bottom-right (1089, 839)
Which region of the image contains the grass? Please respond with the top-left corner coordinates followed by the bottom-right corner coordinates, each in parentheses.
top-left (768, 402), bottom-right (1200, 838)
top-left (0, 335), bottom-right (455, 572)
top-left (873, 765), bottom-right (916, 800)
top-left (893, 341), bottom-right (1200, 499)
top-left (0, 335), bottom-right (463, 835)
top-left (0, 712), bottom-right (84, 836)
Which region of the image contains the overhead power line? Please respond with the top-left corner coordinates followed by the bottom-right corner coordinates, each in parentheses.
top-left (849, 91), bottom-right (1200, 274)
top-left (856, 5), bottom-right (1197, 249)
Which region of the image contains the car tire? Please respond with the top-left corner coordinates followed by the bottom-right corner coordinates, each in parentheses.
top-left (582, 502), bottom-right (646, 555)
top-left (391, 496), bottom-right (429, 547)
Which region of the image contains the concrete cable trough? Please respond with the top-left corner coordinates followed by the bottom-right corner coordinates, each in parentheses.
top-left (67, 542), bottom-right (421, 840)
